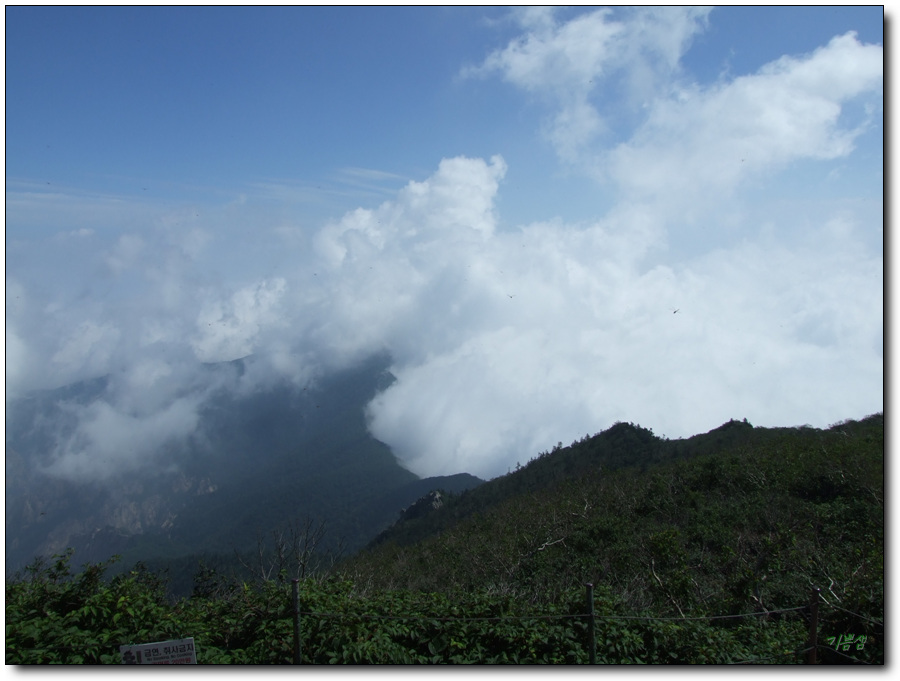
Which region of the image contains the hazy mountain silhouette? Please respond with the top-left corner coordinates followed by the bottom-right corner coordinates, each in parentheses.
top-left (5, 353), bottom-right (483, 574)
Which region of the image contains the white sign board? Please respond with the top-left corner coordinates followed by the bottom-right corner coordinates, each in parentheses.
top-left (120, 637), bottom-right (197, 664)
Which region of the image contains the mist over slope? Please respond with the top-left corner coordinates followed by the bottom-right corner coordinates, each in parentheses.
top-left (5, 354), bottom-right (483, 574)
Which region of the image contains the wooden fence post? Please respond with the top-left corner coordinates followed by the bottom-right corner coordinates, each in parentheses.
top-left (585, 583), bottom-right (597, 665)
top-left (292, 579), bottom-right (302, 664)
top-left (806, 587), bottom-right (820, 664)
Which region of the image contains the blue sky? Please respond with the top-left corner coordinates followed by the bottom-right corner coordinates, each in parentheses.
top-left (5, 6), bottom-right (884, 481)
top-left (6, 6), bottom-right (883, 222)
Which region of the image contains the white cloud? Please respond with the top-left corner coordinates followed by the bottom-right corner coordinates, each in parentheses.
top-left (105, 234), bottom-right (145, 275)
top-left (306, 155), bottom-right (507, 367)
top-left (51, 320), bottom-right (122, 379)
top-left (192, 278), bottom-right (288, 363)
top-left (5, 325), bottom-right (33, 403)
top-left (56, 228), bottom-right (95, 240)
top-left (467, 6), bottom-right (712, 165)
top-left (353, 187), bottom-right (881, 478)
top-left (5, 15), bottom-right (882, 484)
top-left (471, 7), bottom-right (622, 96)
top-left (603, 32), bottom-right (884, 208)
top-left (8, 141), bottom-right (881, 481)
top-left (44, 395), bottom-right (203, 481)
top-left (469, 8), bottom-right (881, 204)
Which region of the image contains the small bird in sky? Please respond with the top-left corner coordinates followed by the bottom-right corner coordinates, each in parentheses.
top-left (673, 309), bottom-right (679, 314)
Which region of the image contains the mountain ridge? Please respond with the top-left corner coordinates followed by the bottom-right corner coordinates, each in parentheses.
top-left (339, 410), bottom-right (883, 646)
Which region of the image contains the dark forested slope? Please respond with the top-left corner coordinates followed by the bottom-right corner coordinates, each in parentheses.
top-left (341, 413), bottom-right (884, 656)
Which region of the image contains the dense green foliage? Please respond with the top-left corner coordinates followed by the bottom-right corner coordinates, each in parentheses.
top-left (343, 413), bottom-right (884, 663)
top-left (2, 553), bottom-right (813, 664)
top-left (6, 414), bottom-right (883, 664)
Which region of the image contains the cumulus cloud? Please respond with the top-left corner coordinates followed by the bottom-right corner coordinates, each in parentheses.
top-left (466, 6), bottom-right (712, 164)
top-left (468, 8), bottom-right (882, 212)
top-left (6, 12), bottom-right (882, 482)
top-left (602, 31), bottom-right (884, 208)
top-left (358, 195), bottom-right (881, 478)
top-left (308, 23), bottom-right (880, 478)
top-left (304, 155), bottom-right (507, 367)
top-left (192, 278), bottom-right (288, 364)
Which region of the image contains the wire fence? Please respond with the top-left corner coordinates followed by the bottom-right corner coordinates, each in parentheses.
top-left (298, 610), bottom-right (585, 621)
top-left (7, 586), bottom-right (882, 664)
top-left (297, 604), bottom-right (807, 623)
top-left (728, 646), bottom-right (815, 665)
top-left (289, 601), bottom-right (813, 665)
top-left (285, 583), bottom-right (883, 666)
top-left (822, 601), bottom-right (884, 628)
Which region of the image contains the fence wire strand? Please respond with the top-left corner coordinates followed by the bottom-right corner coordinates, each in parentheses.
top-left (820, 601), bottom-right (884, 627)
top-left (728, 645), bottom-right (813, 665)
top-left (591, 605), bottom-right (807, 622)
top-left (299, 610), bottom-right (583, 621)
top-left (299, 604), bottom-right (807, 623)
